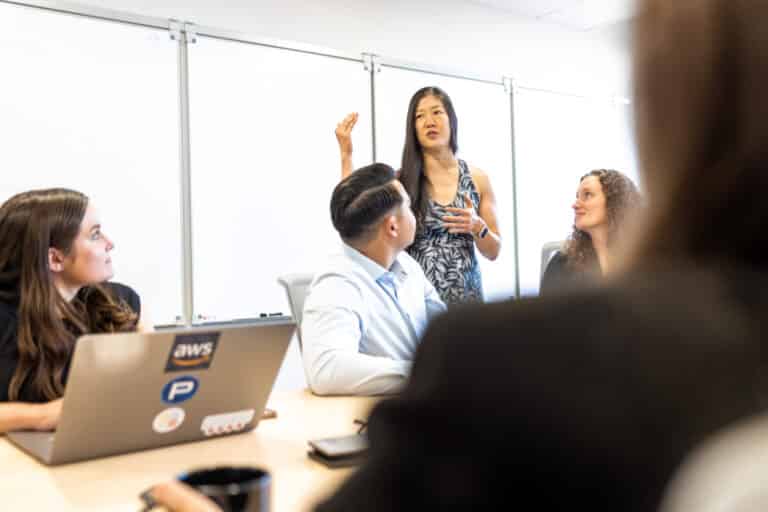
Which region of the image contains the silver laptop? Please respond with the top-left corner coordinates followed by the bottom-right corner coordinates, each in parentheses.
top-left (7, 321), bottom-right (294, 465)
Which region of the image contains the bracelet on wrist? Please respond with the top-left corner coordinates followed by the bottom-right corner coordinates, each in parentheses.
top-left (475, 224), bottom-right (489, 239)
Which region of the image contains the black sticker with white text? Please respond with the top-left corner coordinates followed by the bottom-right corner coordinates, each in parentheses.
top-left (165, 332), bottom-right (220, 372)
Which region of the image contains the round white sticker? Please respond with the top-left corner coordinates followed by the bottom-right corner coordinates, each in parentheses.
top-left (152, 407), bottom-right (186, 434)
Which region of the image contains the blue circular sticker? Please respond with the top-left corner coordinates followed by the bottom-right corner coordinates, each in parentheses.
top-left (161, 375), bottom-right (199, 404)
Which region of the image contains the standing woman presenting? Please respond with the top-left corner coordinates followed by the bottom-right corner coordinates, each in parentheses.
top-left (336, 87), bottom-right (502, 304)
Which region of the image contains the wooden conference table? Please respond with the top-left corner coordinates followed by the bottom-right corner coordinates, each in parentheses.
top-left (0, 390), bottom-right (378, 511)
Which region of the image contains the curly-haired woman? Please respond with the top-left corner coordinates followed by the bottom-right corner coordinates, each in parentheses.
top-left (539, 169), bottom-right (640, 296)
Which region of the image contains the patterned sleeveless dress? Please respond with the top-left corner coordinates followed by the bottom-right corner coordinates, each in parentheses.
top-left (407, 159), bottom-right (484, 304)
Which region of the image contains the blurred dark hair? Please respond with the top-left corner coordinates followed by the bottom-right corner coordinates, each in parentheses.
top-left (331, 163), bottom-right (403, 243)
top-left (626, 0), bottom-right (768, 271)
top-left (399, 86), bottom-right (458, 228)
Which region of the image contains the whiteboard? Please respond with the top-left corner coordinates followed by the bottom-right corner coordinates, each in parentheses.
top-left (374, 66), bottom-right (517, 301)
top-left (514, 88), bottom-right (640, 296)
top-left (616, 103), bottom-right (640, 187)
top-left (0, 1), bottom-right (641, 324)
top-left (188, 36), bottom-right (373, 322)
top-left (0, 3), bottom-right (183, 325)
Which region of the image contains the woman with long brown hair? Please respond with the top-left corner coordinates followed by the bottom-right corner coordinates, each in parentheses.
top-left (335, 86), bottom-right (502, 305)
top-left (540, 168), bottom-right (640, 295)
top-left (0, 188), bottom-right (147, 432)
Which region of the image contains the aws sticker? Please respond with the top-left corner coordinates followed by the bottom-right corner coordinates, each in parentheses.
top-left (152, 407), bottom-right (186, 434)
top-left (162, 376), bottom-right (199, 404)
top-left (165, 332), bottom-right (220, 373)
top-left (201, 409), bottom-right (256, 437)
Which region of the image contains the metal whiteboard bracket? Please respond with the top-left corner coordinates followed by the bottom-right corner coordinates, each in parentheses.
top-left (184, 22), bottom-right (197, 44)
top-left (171, 16), bottom-right (196, 327)
top-left (363, 52), bottom-right (381, 161)
top-left (502, 76), bottom-right (515, 94)
top-left (505, 73), bottom-right (521, 299)
top-left (169, 19), bottom-right (197, 44)
top-left (362, 53), bottom-right (381, 73)
top-left (169, 18), bottom-right (183, 41)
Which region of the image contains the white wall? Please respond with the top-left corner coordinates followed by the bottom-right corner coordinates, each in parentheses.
top-left (71, 0), bottom-right (631, 96)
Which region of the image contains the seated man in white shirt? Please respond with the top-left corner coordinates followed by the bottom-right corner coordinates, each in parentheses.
top-left (302, 163), bottom-right (446, 396)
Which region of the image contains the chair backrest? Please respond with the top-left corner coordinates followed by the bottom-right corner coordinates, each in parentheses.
top-left (541, 241), bottom-right (564, 279)
top-left (277, 273), bottom-right (314, 352)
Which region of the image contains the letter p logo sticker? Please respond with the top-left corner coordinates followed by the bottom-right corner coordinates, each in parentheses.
top-left (162, 376), bottom-right (199, 404)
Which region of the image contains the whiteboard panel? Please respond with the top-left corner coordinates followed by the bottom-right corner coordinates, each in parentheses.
top-left (0, 3), bottom-right (183, 325)
top-left (514, 88), bottom-right (639, 296)
top-left (374, 67), bottom-right (517, 301)
top-left (189, 37), bottom-right (373, 322)
top-left (616, 103), bottom-right (640, 186)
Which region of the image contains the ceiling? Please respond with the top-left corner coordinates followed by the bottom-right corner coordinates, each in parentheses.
top-left (468, 0), bottom-right (637, 31)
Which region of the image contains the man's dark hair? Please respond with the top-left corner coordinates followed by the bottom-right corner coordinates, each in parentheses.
top-left (330, 163), bottom-right (403, 243)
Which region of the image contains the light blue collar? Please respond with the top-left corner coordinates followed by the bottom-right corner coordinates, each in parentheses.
top-left (342, 244), bottom-right (409, 285)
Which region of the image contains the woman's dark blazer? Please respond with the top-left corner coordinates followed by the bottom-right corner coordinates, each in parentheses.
top-left (317, 267), bottom-right (768, 512)
top-left (540, 250), bottom-right (598, 296)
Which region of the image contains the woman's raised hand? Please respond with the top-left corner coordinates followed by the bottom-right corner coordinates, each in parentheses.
top-left (335, 112), bottom-right (358, 157)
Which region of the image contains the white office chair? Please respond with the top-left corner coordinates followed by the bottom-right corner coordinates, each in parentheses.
top-left (277, 273), bottom-right (314, 352)
top-left (540, 240), bottom-right (564, 279)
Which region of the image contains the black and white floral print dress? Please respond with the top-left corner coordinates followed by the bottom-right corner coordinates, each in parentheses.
top-left (407, 159), bottom-right (483, 304)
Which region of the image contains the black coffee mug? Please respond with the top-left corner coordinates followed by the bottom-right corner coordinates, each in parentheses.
top-left (179, 466), bottom-right (270, 512)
